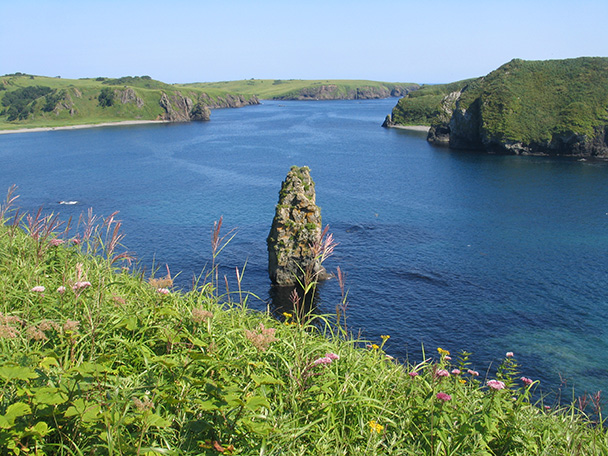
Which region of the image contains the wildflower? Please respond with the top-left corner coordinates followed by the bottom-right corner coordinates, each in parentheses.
top-left (435, 369), bottom-right (450, 378)
top-left (521, 376), bottom-right (534, 386)
top-left (436, 392), bottom-right (452, 401)
top-left (31, 286), bottom-right (45, 293)
top-left (112, 295), bottom-right (126, 305)
top-left (0, 325), bottom-right (19, 339)
top-left (63, 320), bottom-right (80, 333)
top-left (467, 369), bottom-right (479, 376)
top-left (313, 356), bottom-right (333, 366)
top-left (192, 307), bottom-right (213, 323)
top-left (451, 369), bottom-right (461, 375)
top-left (282, 312), bottom-right (292, 319)
top-left (132, 396), bottom-right (154, 412)
top-left (408, 371), bottom-right (419, 378)
top-left (156, 288), bottom-right (170, 295)
top-left (26, 326), bottom-right (47, 341)
top-left (49, 238), bottom-right (64, 246)
top-left (487, 379), bottom-right (506, 390)
top-left (71, 238), bottom-right (81, 245)
top-left (57, 286), bottom-right (66, 294)
top-left (368, 420), bottom-right (384, 434)
top-left (445, 356), bottom-right (452, 361)
top-left (459, 379), bottom-right (467, 384)
top-left (506, 352), bottom-right (514, 358)
top-left (245, 323), bottom-right (277, 352)
top-left (437, 347), bottom-right (450, 356)
top-left (381, 335), bottom-right (390, 341)
top-left (370, 343), bottom-right (379, 350)
top-left (38, 320), bottom-right (60, 332)
top-left (72, 281), bottom-right (92, 291)
top-left (326, 352), bottom-right (340, 361)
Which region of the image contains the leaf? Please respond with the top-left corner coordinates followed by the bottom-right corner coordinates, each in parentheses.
top-left (245, 395), bottom-right (270, 411)
top-left (0, 365), bottom-right (39, 381)
top-left (250, 373), bottom-right (284, 386)
top-left (32, 387), bottom-right (68, 406)
top-left (39, 356), bottom-right (59, 370)
top-left (146, 413), bottom-right (172, 428)
top-left (1, 402), bottom-right (32, 428)
top-left (64, 398), bottom-right (102, 423)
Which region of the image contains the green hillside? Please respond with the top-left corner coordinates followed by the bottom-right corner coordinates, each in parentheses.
top-left (183, 79), bottom-right (419, 100)
top-left (386, 57), bottom-right (608, 156)
top-left (0, 74), bottom-right (258, 131)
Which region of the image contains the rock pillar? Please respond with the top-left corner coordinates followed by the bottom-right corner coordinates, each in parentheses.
top-left (267, 166), bottom-right (327, 287)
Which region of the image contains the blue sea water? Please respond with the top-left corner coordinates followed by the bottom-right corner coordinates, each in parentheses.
top-left (1, 99), bottom-right (608, 400)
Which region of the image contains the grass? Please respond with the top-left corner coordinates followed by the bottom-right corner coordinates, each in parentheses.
top-left (180, 79), bottom-right (419, 100)
top-left (1, 186), bottom-right (607, 455)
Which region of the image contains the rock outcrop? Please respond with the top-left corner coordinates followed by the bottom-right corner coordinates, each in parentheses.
top-left (159, 91), bottom-right (210, 122)
top-left (267, 166), bottom-right (328, 287)
top-left (274, 84), bottom-right (418, 101)
top-left (198, 92), bottom-right (260, 109)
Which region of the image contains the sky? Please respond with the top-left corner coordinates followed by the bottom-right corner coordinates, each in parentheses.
top-left (1, 0), bottom-right (607, 84)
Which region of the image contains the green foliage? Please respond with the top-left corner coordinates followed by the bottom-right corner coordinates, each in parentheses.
top-left (97, 87), bottom-right (115, 107)
top-left (0, 191), bottom-right (607, 455)
top-left (0, 86), bottom-right (52, 121)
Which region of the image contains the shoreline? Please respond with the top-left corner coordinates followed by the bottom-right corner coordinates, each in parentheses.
top-left (0, 120), bottom-right (170, 135)
top-left (390, 124), bottom-right (431, 132)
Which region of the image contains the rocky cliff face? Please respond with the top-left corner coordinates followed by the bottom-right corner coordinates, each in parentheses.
top-left (198, 93), bottom-right (260, 109)
top-left (159, 91), bottom-right (211, 122)
top-left (267, 166), bottom-right (327, 287)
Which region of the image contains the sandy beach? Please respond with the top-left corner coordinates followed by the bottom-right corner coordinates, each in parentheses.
top-left (0, 120), bottom-right (169, 135)
top-left (390, 125), bottom-right (431, 132)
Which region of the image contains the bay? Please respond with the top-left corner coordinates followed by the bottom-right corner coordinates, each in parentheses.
top-left (1, 99), bottom-right (608, 400)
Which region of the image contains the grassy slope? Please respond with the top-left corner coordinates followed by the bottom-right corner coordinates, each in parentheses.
top-left (182, 79), bottom-right (419, 99)
top-left (0, 74), bottom-right (252, 131)
top-left (0, 195), bottom-right (606, 454)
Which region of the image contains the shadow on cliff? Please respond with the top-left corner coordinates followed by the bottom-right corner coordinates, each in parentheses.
top-left (268, 284), bottom-right (323, 321)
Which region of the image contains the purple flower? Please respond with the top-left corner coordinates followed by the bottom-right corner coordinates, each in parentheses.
top-left (31, 286), bottom-right (45, 293)
top-left (467, 369), bottom-right (479, 376)
top-left (451, 369), bottom-right (461, 375)
top-left (156, 288), bottom-right (170, 295)
top-left (435, 369), bottom-right (450, 378)
top-left (520, 376), bottom-right (534, 386)
top-left (436, 392), bottom-right (452, 401)
top-left (506, 352), bottom-right (514, 358)
top-left (408, 371), bottom-right (419, 378)
top-left (326, 352), bottom-right (340, 361)
top-left (57, 286), bottom-right (66, 294)
top-left (72, 281), bottom-right (92, 291)
top-left (49, 238), bottom-right (64, 247)
top-left (487, 380), bottom-right (506, 390)
top-left (313, 356), bottom-right (333, 366)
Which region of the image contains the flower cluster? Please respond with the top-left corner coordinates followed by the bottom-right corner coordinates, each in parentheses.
top-left (487, 380), bottom-right (506, 390)
top-left (312, 352), bottom-right (340, 366)
top-left (368, 420), bottom-right (384, 434)
top-left (244, 323), bottom-right (277, 352)
top-left (192, 307), bottom-right (214, 324)
top-left (436, 392), bottom-right (452, 402)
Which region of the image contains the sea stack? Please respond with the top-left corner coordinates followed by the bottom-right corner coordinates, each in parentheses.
top-left (267, 166), bottom-right (327, 287)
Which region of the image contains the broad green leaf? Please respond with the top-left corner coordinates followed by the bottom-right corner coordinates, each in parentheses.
top-left (0, 365), bottom-right (39, 380)
top-left (39, 356), bottom-right (59, 370)
top-left (2, 402), bottom-right (32, 427)
top-left (146, 413), bottom-right (172, 428)
top-left (251, 373), bottom-right (284, 386)
top-left (32, 387), bottom-right (68, 405)
top-left (245, 395), bottom-right (271, 411)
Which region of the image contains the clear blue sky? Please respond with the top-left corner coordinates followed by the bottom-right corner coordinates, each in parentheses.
top-left (2, 0), bottom-right (607, 84)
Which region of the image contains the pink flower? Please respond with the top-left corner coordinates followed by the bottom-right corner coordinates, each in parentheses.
top-left (435, 369), bottom-right (450, 378)
top-left (451, 369), bottom-right (461, 375)
top-left (49, 238), bottom-right (64, 246)
top-left (520, 376), bottom-right (533, 386)
top-left (487, 380), bottom-right (506, 390)
top-left (31, 286), bottom-right (45, 293)
top-left (72, 281), bottom-right (92, 291)
top-left (313, 356), bottom-right (333, 366)
top-left (71, 238), bottom-right (82, 245)
top-left (57, 286), bottom-right (66, 294)
top-left (436, 392), bottom-right (452, 401)
top-left (444, 356), bottom-right (452, 361)
top-left (467, 369), bottom-right (479, 376)
top-left (408, 371), bottom-right (419, 378)
top-left (506, 352), bottom-right (514, 358)
top-left (326, 352), bottom-right (340, 361)
top-left (156, 288), bottom-right (170, 295)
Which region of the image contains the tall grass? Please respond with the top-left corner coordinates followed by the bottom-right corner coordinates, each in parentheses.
top-left (0, 190), bottom-right (606, 455)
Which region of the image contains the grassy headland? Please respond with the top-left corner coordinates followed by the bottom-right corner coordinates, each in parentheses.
top-left (1, 189), bottom-right (606, 455)
top-left (183, 79), bottom-right (419, 100)
top-left (0, 74), bottom-right (258, 132)
top-left (385, 57), bottom-right (608, 156)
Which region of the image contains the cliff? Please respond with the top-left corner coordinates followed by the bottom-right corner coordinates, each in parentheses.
top-left (386, 58), bottom-right (608, 157)
top-left (273, 83), bottom-right (418, 100)
top-left (267, 166), bottom-right (327, 287)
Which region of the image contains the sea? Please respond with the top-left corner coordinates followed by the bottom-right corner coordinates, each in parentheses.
top-left (1, 98), bottom-right (607, 401)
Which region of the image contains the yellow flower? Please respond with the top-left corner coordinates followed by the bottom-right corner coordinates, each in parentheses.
top-left (282, 312), bottom-right (292, 319)
top-left (369, 420), bottom-right (384, 434)
top-left (437, 347), bottom-right (450, 356)
top-left (459, 379), bottom-right (467, 384)
top-left (371, 343), bottom-right (380, 350)
top-left (381, 334), bottom-right (390, 340)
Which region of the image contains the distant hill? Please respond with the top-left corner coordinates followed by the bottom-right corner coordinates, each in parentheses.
top-left (0, 74), bottom-right (259, 131)
top-left (384, 57), bottom-right (608, 157)
top-left (183, 79), bottom-right (419, 100)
